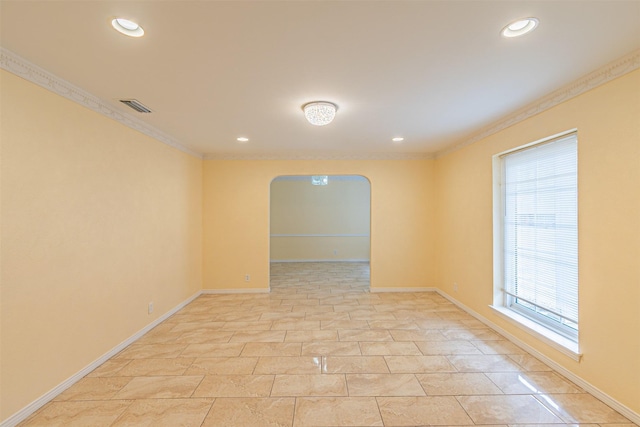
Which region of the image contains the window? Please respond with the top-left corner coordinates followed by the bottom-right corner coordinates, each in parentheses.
top-left (493, 131), bottom-right (579, 352)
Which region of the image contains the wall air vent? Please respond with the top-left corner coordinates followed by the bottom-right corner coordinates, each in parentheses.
top-left (119, 99), bottom-right (152, 113)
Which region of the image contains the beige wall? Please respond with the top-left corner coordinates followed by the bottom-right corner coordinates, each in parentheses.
top-left (203, 159), bottom-right (436, 290)
top-left (434, 69), bottom-right (640, 413)
top-left (270, 177), bottom-right (370, 261)
top-left (0, 70), bottom-right (203, 421)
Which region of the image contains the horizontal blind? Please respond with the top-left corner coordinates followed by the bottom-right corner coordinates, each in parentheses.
top-left (503, 134), bottom-right (578, 334)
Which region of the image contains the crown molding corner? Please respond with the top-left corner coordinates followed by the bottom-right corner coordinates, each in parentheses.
top-left (435, 48), bottom-right (640, 159)
top-left (0, 47), bottom-right (203, 160)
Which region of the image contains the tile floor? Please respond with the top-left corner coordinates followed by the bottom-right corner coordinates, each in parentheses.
top-left (21, 262), bottom-right (636, 426)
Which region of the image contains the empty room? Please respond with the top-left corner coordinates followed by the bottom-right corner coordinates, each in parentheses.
top-left (1, 1), bottom-right (639, 426)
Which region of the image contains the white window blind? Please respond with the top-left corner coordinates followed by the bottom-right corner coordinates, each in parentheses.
top-left (502, 133), bottom-right (578, 340)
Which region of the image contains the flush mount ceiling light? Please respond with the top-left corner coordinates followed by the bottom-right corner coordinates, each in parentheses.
top-left (302, 101), bottom-right (338, 126)
top-left (236, 137), bottom-right (249, 143)
top-left (311, 176), bottom-right (329, 186)
top-left (501, 17), bottom-right (539, 38)
top-left (392, 137), bottom-right (404, 143)
top-left (111, 18), bottom-right (144, 37)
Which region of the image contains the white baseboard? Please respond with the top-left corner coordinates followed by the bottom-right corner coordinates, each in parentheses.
top-left (201, 288), bottom-right (269, 294)
top-left (270, 259), bottom-right (370, 263)
top-left (371, 287), bottom-right (437, 293)
top-left (0, 290), bottom-right (203, 427)
top-left (435, 289), bottom-right (640, 425)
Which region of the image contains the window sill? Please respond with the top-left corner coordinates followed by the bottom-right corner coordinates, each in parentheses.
top-left (489, 305), bottom-right (582, 362)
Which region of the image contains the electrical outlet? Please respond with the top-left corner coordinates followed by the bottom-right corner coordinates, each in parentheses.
top-left (245, 274), bottom-right (250, 282)
top-left (148, 302), bottom-right (154, 314)
top-left (453, 283), bottom-right (458, 292)
top-left (333, 249), bottom-right (338, 255)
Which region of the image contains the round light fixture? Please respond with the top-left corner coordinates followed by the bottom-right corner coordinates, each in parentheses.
top-left (236, 137), bottom-right (249, 143)
top-left (392, 137), bottom-right (404, 143)
top-left (111, 18), bottom-right (144, 37)
top-left (501, 17), bottom-right (539, 38)
top-left (302, 101), bottom-right (338, 126)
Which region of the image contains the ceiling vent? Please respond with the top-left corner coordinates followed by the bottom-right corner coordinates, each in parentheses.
top-left (119, 99), bottom-right (152, 113)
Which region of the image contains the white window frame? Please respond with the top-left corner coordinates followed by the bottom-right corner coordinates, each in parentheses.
top-left (491, 129), bottom-right (581, 360)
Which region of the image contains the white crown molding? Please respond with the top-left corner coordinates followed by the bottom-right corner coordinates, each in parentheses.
top-left (0, 47), bottom-right (203, 159)
top-left (436, 48), bottom-right (640, 159)
top-left (203, 151), bottom-right (435, 161)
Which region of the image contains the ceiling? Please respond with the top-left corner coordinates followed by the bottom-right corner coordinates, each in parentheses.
top-left (1, 1), bottom-right (639, 158)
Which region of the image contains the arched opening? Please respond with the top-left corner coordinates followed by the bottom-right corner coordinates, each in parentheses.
top-left (269, 175), bottom-right (371, 291)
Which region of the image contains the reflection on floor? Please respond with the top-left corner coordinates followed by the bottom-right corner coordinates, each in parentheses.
top-left (21, 262), bottom-right (635, 426)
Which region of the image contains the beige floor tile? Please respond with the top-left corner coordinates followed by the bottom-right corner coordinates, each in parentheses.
top-left (193, 374), bottom-right (275, 397)
top-left (385, 355), bottom-right (457, 373)
top-left (202, 398), bottom-right (295, 427)
top-left (134, 331), bottom-right (183, 345)
top-left (291, 305), bottom-right (334, 313)
top-left (54, 377), bottom-right (131, 401)
top-left (87, 359), bottom-right (131, 377)
top-left (509, 354), bottom-right (553, 371)
top-left (301, 341), bottom-right (361, 356)
top-left (377, 396), bottom-right (474, 426)
top-left (486, 372), bottom-right (583, 394)
top-left (471, 339), bottom-right (527, 355)
top-left (169, 322), bottom-right (226, 333)
top-left (338, 329), bottom-right (393, 342)
top-left (180, 342), bottom-right (246, 358)
top-left (280, 298), bottom-right (320, 306)
top-left (359, 341), bottom-right (422, 356)
top-left (271, 320), bottom-right (321, 330)
top-left (241, 342), bottom-right (302, 356)
top-left (28, 263), bottom-right (629, 427)
top-left (114, 344), bottom-right (188, 359)
top-left (111, 398), bottom-right (213, 426)
top-left (271, 374), bottom-right (348, 396)
top-left (457, 395), bottom-right (563, 424)
top-left (347, 373), bottom-right (426, 396)
top-left (116, 358), bottom-right (195, 376)
top-left (304, 312), bottom-right (351, 321)
top-left (448, 354), bottom-right (523, 372)
top-left (534, 393), bottom-right (631, 423)
top-left (285, 330), bottom-right (339, 342)
top-left (389, 329), bottom-right (448, 341)
top-left (21, 400), bottom-right (133, 427)
top-left (293, 397), bottom-right (383, 427)
top-left (254, 356), bottom-right (322, 374)
top-left (184, 357), bottom-right (259, 375)
top-left (321, 320), bottom-right (370, 329)
top-left (442, 328), bottom-right (503, 341)
top-left (415, 340), bottom-right (483, 355)
top-left (368, 320), bottom-right (420, 330)
top-left (322, 356), bottom-right (389, 373)
top-left (260, 312), bottom-right (307, 321)
top-left (113, 376), bottom-right (204, 399)
top-left (416, 372), bottom-right (502, 395)
top-left (230, 330), bottom-right (287, 342)
top-left (214, 312), bottom-right (263, 322)
top-left (221, 321), bottom-right (273, 330)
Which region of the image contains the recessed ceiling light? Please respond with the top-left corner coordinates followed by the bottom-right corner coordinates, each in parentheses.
top-left (392, 137), bottom-right (404, 142)
top-left (111, 18), bottom-right (144, 37)
top-left (501, 17), bottom-right (539, 38)
top-left (236, 137), bottom-right (249, 143)
top-left (302, 101), bottom-right (338, 126)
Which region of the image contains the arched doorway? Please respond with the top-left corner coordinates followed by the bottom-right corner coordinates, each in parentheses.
top-left (269, 175), bottom-right (371, 291)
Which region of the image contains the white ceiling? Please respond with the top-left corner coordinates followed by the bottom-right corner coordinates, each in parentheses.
top-left (1, 1), bottom-right (639, 158)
